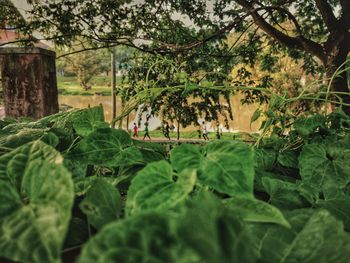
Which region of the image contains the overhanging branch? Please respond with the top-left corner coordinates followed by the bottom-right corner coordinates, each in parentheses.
top-left (234, 0), bottom-right (326, 63)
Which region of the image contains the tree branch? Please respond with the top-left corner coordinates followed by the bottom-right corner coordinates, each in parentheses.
top-left (314, 0), bottom-right (338, 32)
top-left (234, 0), bottom-right (327, 63)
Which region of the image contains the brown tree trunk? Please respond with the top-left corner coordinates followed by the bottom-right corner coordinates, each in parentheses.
top-left (126, 113), bottom-right (130, 132)
top-left (0, 47), bottom-right (59, 120)
top-left (176, 119), bottom-right (180, 140)
top-left (111, 49), bottom-right (117, 128)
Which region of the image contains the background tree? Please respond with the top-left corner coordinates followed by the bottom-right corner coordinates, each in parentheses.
top-left (213, 0), bottom-right (350, 113)
top-left (63, 51), bottom-right (104, 90)
top-left (126, 47), bottom-right (234, 140)
top-left (57, 47), bottom-right (111, 89)
top-left (7, 0), bottom-right (350, 113)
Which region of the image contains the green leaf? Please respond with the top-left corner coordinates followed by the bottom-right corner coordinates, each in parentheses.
top-left (67, 128), bottom-right (132, 166)
top-left (223, 197), bottom-right (291, 228)
top-left (0, 141), bottom-right (74, 263)
top-left (0, 129), bottom-right (59, 153)
top-left (280, 210), bottom-right (350, 262)
top-left (294, 114), bottom-right (326, 138)
top-left (171, 141), bottom-right (255, 198)
top-left (255, 148), bottom-right (277, 170)
top-left (262, 177), bottom-right (308, 209)
top-left (114, 146), bottom-right (145, 167)
top-left (38, 106), bottom-right (106, 137)
top-left (77, 212), bottom-right (179, 263)
top-left (79, 178), bottom-right (122, 230)
top-left (126, 160), bottom-right (196, 215)
top-left (253, 209), bottom-right (350, 263)
top-left (316, 195), bottom-right (350, 230)
top-left (251, 209), bottom-right (313, 263)
top-left (277, 150), bottom-right (299, 168)
top-left (63, 158), bottom-right (87, 179)
top-left (250, 108), bottom-right (261, 127)
top-left (74, 176), bottom-right (97, 196)
top-left (178, 192), bottom-right (257, 263)
top-left (170, 144), bottom-right (202, 171)
top-left (299, 142), bottom-right (350, 190)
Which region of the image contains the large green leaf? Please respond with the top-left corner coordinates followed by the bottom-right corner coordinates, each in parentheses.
top-left (113, 146), bottom-right (145, 167)
top-left (279, 210), bottom-right (350, 262)
top-left (79, 178), bottom-right (122, 230)
top-left (171, 141), bottom-right (255, 198)
top-left (223, 197), bottom-right (290, 228)
top-left (253, 209), bottom-right (350, 263)
top-left (178, 192), bottom-right (257, 263)
top-left (77, 212), bottom-right (179, 263)
top-left (255, 148), bottom-right (277, 170)
top-left (0, 129), bottom-right (59, 153)
top-left (316, 195), bottom-right (350, 230)
top-left (125, 160), bottom-right (196, 215)
top-left (262, 177), bottom-right (309, 209)
top-left (0, 141), bottom-right (74, 263)
top-left (277, 150), bottom-right (299, 169)
top-left (299, 142), bottom-right (350, 190)
top-left (67, 128), bottom-right (132, 166)
top-left (38, 106), bottom-right (106, 137)
top-left (293, 114), bottom-right (326, 138)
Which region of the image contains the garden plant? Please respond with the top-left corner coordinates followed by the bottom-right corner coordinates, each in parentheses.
top-left (1, 104), bottom-right (350, 262)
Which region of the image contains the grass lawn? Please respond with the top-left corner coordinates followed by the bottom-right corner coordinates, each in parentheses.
top-left (57, 76), bottom-right (118, 96)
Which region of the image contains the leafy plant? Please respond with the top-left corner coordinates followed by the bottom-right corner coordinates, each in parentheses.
top-left (1, 106), bottom-right (350, 263)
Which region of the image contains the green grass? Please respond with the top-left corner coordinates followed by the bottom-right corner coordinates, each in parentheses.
top-left (57, 76), bottom-right (121, 96)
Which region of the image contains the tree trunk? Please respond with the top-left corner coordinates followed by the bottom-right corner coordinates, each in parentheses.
top-left (111, 49), bottom-right (117, 128)
top-left (325, 54), bottom-right (350, 115)
top-left (0, 47), bottom-right (59, 119)
top-left (126, 113), bottom-right (130, 131)
top-left (176, 119), bottom-right (180, 140)
top-left (119, 101), bottom-right (124, 129)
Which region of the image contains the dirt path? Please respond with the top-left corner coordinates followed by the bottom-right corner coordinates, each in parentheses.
top-left (134, 137), bottom-right (207, 143)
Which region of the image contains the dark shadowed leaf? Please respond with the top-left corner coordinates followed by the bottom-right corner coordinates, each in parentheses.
top-left (79, 178), bottom-right (122, 230)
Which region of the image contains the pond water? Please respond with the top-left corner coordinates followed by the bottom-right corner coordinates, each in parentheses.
top-left (59, 95), bottom-right (261, 133)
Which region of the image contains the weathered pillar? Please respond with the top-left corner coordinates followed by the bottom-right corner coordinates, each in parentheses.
top-left (0, 47), bottom-right (59, 119)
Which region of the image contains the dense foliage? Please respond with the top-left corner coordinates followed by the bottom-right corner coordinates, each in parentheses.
top-left (124, 53), bottom-right (234, 139)
top-left (1, 106), bottom-right (350, 262)
top-left (4, 0), bottom-right (350, 112)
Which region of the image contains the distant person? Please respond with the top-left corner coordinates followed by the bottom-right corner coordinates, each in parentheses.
top-left (197, 124), bottom-right (202, 139)
top-left (143, 122), bottom-right (151, 140)
top-left (202, 121), bottom-right (209, 140)
top-left (137, 112), bottom-right (142, 128)
top-left (216, 127), bottom-right (221, 140)
top-left (170, 123), bottom-right (175, 133)
top-left (216, 122), bottom-right (223, 140)
top-left (163, 121), bottom-right (171, 140)
top-left (133, 123), bottom-right (138, 138)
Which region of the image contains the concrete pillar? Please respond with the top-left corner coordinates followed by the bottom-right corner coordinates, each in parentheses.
top-left (0, 47), bottom-right (59, 119)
